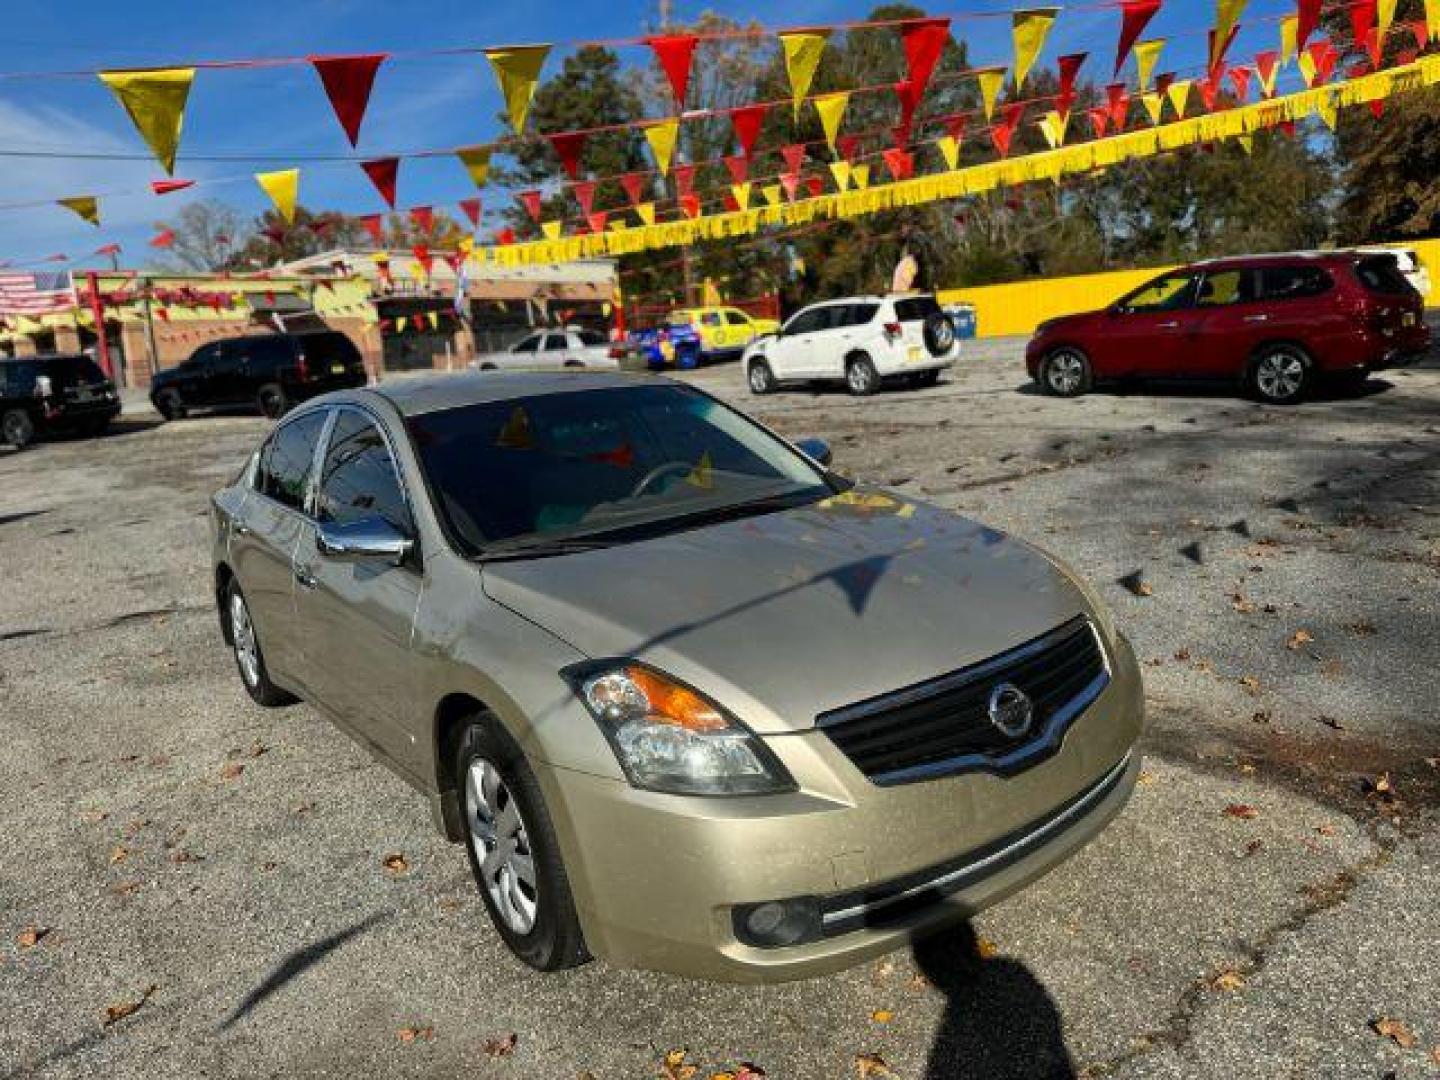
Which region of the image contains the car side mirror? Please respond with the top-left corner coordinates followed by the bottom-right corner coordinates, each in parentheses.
top-left (316, 517), bottom-right (413, 562)
top-left (795, 437), bottom-right (833, 467)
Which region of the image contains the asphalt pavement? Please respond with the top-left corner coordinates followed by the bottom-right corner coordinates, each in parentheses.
top-left (1, 339), bottom-right (1436, 1079)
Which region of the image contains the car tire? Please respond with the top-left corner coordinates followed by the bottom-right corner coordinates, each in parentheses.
top-left (922, 312), bottom-right (957, 357)
top-left (256, 382), bottom-right (289, 420)
top-left (845, 354), bottom-right (880, 396)
top-left (154, 389), bottom-right (187, 421)
top-left (479, 363), bottom-right (498, 372)
top-left (1040, 348), bottom-right (1093, 397)
top-left (1248, 344), bottom-right (1313, 405)
top-left (224, 579), bottom-right (298, 708)
top-left (84, 416), bottom-right (112, 438)
top-left (2, 408), bottom-right (35, 449)
top-left (747, 358), bottom-right (776, 395)
top-left (455, 717), bottom-right (590, 973)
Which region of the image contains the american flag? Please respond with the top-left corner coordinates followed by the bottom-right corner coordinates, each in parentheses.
top-left (0, 271), bottom-right (76, 316)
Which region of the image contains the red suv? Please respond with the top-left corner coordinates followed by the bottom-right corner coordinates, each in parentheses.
top-left (1026, 252), bottom-right (1430, 404)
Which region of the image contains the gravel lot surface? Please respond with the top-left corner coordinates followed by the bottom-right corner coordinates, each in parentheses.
top-left (2, 338), bottom-right (1437, 1080)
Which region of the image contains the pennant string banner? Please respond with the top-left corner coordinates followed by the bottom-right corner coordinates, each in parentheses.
top-left (309, 54), bottom-right (385, 147)
top-left (98, 67), bottom-right (195, 174)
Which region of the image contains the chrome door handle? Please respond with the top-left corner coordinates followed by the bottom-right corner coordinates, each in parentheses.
top-left (293, 565), bottom-right (318, 590)
top-left (1243, 314), bottom-right (1270, 323)
top-left (232, 521), bottom-right (250, 536)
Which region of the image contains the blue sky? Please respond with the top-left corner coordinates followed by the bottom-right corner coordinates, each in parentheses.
top-left (0, 0), bottom-right (1310, 267)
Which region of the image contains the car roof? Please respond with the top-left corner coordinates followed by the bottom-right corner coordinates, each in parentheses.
top-left (1190, 252), bottom-right (1352, 271)
top-left (0, 352), bottom-right (89, 363)
top-left (350, 371), bottom-right (669, 418)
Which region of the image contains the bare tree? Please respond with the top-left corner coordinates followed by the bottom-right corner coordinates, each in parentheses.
top-left (158, 200), bottom-right (248, 272)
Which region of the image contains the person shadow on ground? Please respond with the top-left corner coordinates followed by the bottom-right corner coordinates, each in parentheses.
top-left (913, 921), bottom-right (1077, 1080)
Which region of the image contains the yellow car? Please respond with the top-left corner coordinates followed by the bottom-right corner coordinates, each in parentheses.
top-left (668, 306), bottom-right (782, 362)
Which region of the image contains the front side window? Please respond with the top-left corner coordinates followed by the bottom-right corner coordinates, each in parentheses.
top-left (699, 312), bottom-right (723, 327)
top-left (512, 335), bottom-right (541, 353)
top-left (577, 330), bottom-right (608, 347)
top-left (783, 308), bottom-right (826, 336)
top-left (1121, 273), bottom-right (1199, 313)
top-left (723, 310), bottom-right (750, 325)
top-left (257, 410), bottom-right (327, 511)
top-left (408, 384), bottom-right (831, 554)
top-left (317, 410), bottom-right (412, 533)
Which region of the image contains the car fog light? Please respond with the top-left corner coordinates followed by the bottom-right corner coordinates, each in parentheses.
top-left (733, 897), bottom-right (822, 949)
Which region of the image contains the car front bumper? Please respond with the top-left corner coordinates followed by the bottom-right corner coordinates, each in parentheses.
top-left (537, 630), bottom-right (1145, 983)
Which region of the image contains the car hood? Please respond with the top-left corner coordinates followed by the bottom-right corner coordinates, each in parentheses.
top-left (481, 490), bottom-right (1093, 733)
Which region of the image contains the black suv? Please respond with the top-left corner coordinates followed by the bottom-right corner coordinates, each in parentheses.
top-left (1, 353), bottom-right (121, 449)
top-left (150, 331), bottom-right (367, 421)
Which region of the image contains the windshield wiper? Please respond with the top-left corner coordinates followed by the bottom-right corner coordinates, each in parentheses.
top-left (476, 536), bottom-right (624, 563)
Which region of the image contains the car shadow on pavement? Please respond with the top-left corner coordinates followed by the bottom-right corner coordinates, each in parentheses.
top-left (1015, 376), bottom-right (1396, 404)
top-left (218, 911), bottom-right (391, 1030)
top-left (913, 922), bottom-right (1076, 1080)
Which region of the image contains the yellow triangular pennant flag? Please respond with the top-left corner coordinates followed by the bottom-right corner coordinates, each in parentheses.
top-left (427, 312), bottom-right (439, 330)
top-left (98, 67), bottom-right (195, 175)
top-left (1426, 0), bottom-right (1440, 43)
top-left (851, 163), bottom-right (870, 190)
top-left (976, 68), bottom-right (1007, 123)
top-left (1039, 110), bottom-right (1068, 149)
top-left (686, 451), bottom-right (714, 490)
top-left (935, 136), bottom-right (959, 171)
top-left (58, 196), bottom-right (99, 226)
top-left (255, 169), bottom-right (299, 223)
top-left (1316, 90), bottom-right (1338, 131)
top-left (1377, 0), bottom-right (1398, 38)
top-left (778, 30), bottom-right (830, 119)
top-left (643, 118), bottom-right (680, 176)
top-left (1141, 91), bottom-right (1164, 126)
top-left (731, 182), bottom-right (752, 210)
top-left (485, 45), bottom-right (550, 134)
top-left (812, 91), bottom-right (850, 152)
top-left (1213, 0), bottom-right (1248, 70)
top-left (1012, 9), bottom-right (1059, 88)
top-left (541, 220), bottom-right (562, 241)
top-left (828, 161), bottom-right (852, 191)
top-left (1297, 49), bottom-right (1317, 88)
top-left (1279, 15), bottom-right (1299, 65)
top-left (1258, 58), bottom-right (1280, 97)
top-left (1133, 39), bottom-right (1165, 90)
top-left (762, 184), bottom-right (782, 208)
top-left (1167, 80), bottom-right (1192, 119)
top-left (456, 146), bottom-right (492, 188)
top-left (634, 202), bottom-right (656, 227)
top-left (396, 316), bottom-right (408, 333)
top-left (1237, 134), bottom-right (1255, 154)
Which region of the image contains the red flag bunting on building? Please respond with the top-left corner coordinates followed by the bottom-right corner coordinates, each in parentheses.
top-left (587, 210), bottom-right (608, 233)
top-left (459, 197), bottom-right (482, 227)
top-left (780, 172), bottom-right (801, 202)
top-left (309, 54), bottom-right (386, 147)
top-left (781, 144), bottom-right (806, 175)
top-left (1106, 84), bottom-right (1130, 129)
top-left (409, 205), bottom-right (434, 233)
top-left (680, 194), bottom-right (701, 219)
top-left (1057, 52), bottom-right (1087, 103)
top-left (358, 214), bottom-right (383, 244)
top-left (1088, 106), bottom-right (1110, 138)
top-left (1228, 66), bottom-right (1252, 102)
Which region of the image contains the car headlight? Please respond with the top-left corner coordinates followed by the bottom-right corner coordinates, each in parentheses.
top-left (566, 662), bottom-right (795, 796)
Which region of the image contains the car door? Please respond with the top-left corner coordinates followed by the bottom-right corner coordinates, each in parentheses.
top-left (543, 332), bottom-right (574, 368)
top-left (771, 306), bottom-right (833, 379)
top-left (1095, 270), bottom-right (1204, 377)
top-left (1185, 268), bottom-right (1265, 377)
top-left (206, 340), bottom-right (248, 405)
top-left (503, 333), bottom-right (542, 369)
top-left (178, 346), bottom-right (219, 407)
top-left (228, 408), bottom-right (329, 689)
top-left (290, 406), bottom-right (424, 772)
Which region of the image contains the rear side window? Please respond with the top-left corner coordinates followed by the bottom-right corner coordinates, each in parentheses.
top-left (512, 335), bottom-right (540, 353)
top-left (257, 411), bottom-right (327, 511)
top-left (318, 410), bottom-right (412, 533)
top-left (577, 330), bottom-right (607, 347)
top-left (893, 296), bottom-right (941, 322)
top-left (241, 336), bottom-right (296, 368)
top-left (1196, 270), bottom-right (1257, 307)
top-left (298, 333), bottom-right (360, 365)
top-left (1354, 255), bottom-right (1415, 296)
top-left (1, 362), bottom-right (37, 395)
top-left (1258, 265), bottom-right (1333, 300)
top-left (37, 355), bottom-right (106, 389)
top-left (846, 303), bottom-right (880, 326)
top-left (699, 312), bottom-right (722, 327)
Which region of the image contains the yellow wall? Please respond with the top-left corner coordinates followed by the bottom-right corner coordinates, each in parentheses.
top-left (940, 240), bottom-right (1440, 339)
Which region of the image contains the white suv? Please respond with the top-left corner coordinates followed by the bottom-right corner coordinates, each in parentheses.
top-left (743, 294), bottom-right (958, 396)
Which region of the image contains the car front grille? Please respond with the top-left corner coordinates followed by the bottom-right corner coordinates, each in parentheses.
top-left (817, 617), bottom-right (1108, 786)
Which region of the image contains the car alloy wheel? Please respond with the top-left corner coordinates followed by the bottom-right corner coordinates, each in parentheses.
top-left (748, 360), bottom-right (775, 394)
top-left (2, 408), bottom-right (34, 448)
top-left (229, 591), bottom-right (260, 689)
top-left (1253, 349), bottom-right (1308, 403)
top-left (257, 383), bottom-right (288, 420)
top-left (846, 356), bottom-right (878, 396)
top-left (1044, 349), bottom-right (1089, 396)
top-left (465, 757), bottom-right (539, 936)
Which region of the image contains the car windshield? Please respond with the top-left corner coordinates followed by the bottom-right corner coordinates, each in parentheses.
top-left (408, 383), bottom-right (832, 555)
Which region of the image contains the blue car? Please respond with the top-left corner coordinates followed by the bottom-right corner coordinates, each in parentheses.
top-left (632, 324), bottom-right (702, 371)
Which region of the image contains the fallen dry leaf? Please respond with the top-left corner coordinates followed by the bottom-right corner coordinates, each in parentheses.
top-left (382, 853), bottom-right (409, 875)
top-left (1174, 647), bottom-right (1192, 661)
top-left (1224, 804), bottom-right (1260, 820)
top-left (1370, 1017), bottom-right (1417, 1049)
top-left (108, 845), bottom-right (129, 865)
top-left (102, 984), bottom-right (157, 1027)
top-left (1211, 970), bottom-right (1247, 992)
top-left (1428, 1046), bottom-right (1440, 1066)
top-left (248, 740), bottom-right (270, 758)
top-left (1231, 593), bottom-right (1257, 615)
top-left (219, 762), bottom-right (245, 781)
top-left (870, 1009), bottom-right (894, 1024)
top-left (1316, 824), bottom-right (1338, 837)
top-left (397, 1025), bottom-right (434, 1043)
top-left (484, 1031), bottom-right (518, 1058)
top-left (16, 925), bottom-right (51, 948)
top-left (855, 1053), bottom-right (895, 1078)
top-left (1286, 629), bottom-right (1314, 651)
top-left (733, 1065), bottom-right (767, 1080)
top-left (1251, 710), bottom-right (1272, 725)
top-left (1238, 676), bottom-right (1261, 695)
top-left (1136, 770), bottom-right (1157, 786)
top-left (662, 1048), bottom-right (698, 1080)
top-left (976, 937), bottom-right (1000, 959)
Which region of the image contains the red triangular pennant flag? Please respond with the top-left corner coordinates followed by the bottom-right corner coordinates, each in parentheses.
top-left (151, 179), bottom-right (194, 195)
top-left (1307, 40), bottom-right (1339, 86)
top-left (836, 134), bottom-right (861, 162)
top-left (1255, 52), bottom-right (1279, 97)
top-left (645, 34), bottom-right (699, 109)
top-left (1297, 0), bottom-right (1323, 53)
top-left (1088, 106), bottom-right (1110, 139)
top-left (893, 80), bottom-right (924, 133)
top-left (1106, 84), bottom-right (1130, 130)
top-left (1115, 0), bottom-right (1162, 75)
top-left (586, 210), bottom-right (608, 233)
top-left (1198, 73), bottom-right (1221, 113)
top-left (517, 190), bottom-right (542, 222)
top-left (900, 18), bottom-right (951, 93)
top-left (991, 103), bottom-right (1025, 157)
top-left (620, 172), bottom-right (648, 206)
top-left (361, 157), bottom-right (399, 209)
top-left (881, 147), bottom-right (914, 181)
top-left (495, 228), bottom-right (516, 246)
top-left (1057, 53), bottom-right (1087, 101)
top-left (1409, 20), bottom-right (1430, 50)
top-left (780, 172), bottom-right (801, 202)
top-left (149, 229), bottom-right (175, 249)
top-left (309, 54), bottom-right (386, 147)
top-left (672, 163), bottom-right (696, 199)
top-left (723, 155), bottom-right (749, 185)
top-left (411, 245), bottom-right (432, 276)
top-left (458, 197), bottom-right (482, 227)
top-left (547, 131), bottom-right (587, 181)
top-left (805, 174), bottom-right (823, 197)
top-left (680, 194), bottom-right (701, 219)
top-left (358, 214), bottom-right (383, 245)
top-left (943, 114), bottom-right (969, 143)
top-left (409, 205), bottom-right (433, 234)
top-left (1209, 25), bottom-right (1240, 76)
top-left (1228, 66), bottom-right (1252, 102)
top-left (1369, 97), bottom-right (1386, 119)
top-left (722, 192), bottom-right (740, 212)
top-left (781, 144), bottom-right (807, 175)
top-left (572, 180), bottom-right (596, 216)
top-left (1349, 2), bottom-right (1375, 62)
top-left (730, 104), bottom-right (767, 158)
